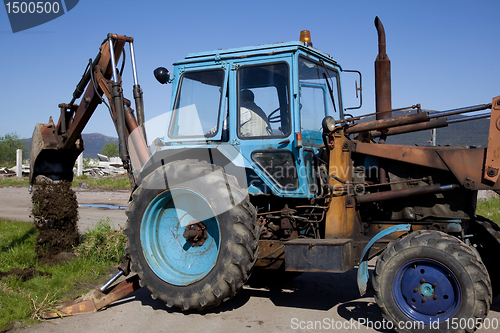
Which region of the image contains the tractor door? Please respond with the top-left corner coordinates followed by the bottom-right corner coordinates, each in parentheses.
top-left (297, 56), bottom-right (342, 195)
top-left (229, 58), bottom-right (301, 195)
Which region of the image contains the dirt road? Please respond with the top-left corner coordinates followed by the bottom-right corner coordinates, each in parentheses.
top-left (1, 187), bottom-right (499, 333)
top-left (0, 187), bottom-right (129, 231)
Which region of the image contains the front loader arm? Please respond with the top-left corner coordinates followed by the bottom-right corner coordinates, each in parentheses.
top-left (340, 96), bottom-right (500, 192)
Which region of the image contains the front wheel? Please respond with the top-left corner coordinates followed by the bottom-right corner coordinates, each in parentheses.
top-left (124, 160), bottom-right (259, 311)
top-left (373, 230), bottom-right (491, 333)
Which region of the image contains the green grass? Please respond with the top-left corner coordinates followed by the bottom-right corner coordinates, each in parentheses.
top-left (0, 176), bottom-right (131, 189)
top-left (0, 218), bottom-right (126, 331)
top-left (477, 196), bottom-right (500, 226)
top-left (71, 175), bottom-right (131, 189)
top-left (0, 177), bottom-right (29, 187)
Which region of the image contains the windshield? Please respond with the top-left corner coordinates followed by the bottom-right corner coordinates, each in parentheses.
top-left (298, 57), bottom-right (341, 146)
top-left (169, 69), bottom-right (224, 138)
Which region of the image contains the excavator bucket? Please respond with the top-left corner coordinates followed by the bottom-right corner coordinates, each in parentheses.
top-left (29, 122), bottom-right (83, 184)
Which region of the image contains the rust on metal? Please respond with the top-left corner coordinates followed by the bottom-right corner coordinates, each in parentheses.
top-left (346, 112), bottom-right (430, 134)
top-left (374, 16), bottom-right (391, 120)
top-left (370, 117), bottom-right (449, 137)
top-left (30, 34), bottom-right (152, 184)
top-left (183, 221), bottom-right (208, 247)
top-left (355, 184), bottom-right (458, 204)
top-left (40, 275), bottom-right (141, 318)
top-left (353, 141), bottom-right (450, 171)
top-left (255, 240), bottom-right (285, 269)
top-left (325, 129), bottom-right (358, 239)
top-left (484, 96), bottom-right (500, 183)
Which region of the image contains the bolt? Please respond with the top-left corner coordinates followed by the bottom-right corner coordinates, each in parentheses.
top-left (421, 298), bottom-right (426, 303)
top-left (420, 278), bottom-right (426, 284)
top-left (432, 283), bottom-right (438, 287)
top-left (433, 295), bottom-right (439, 300)
top-left (487, 168), bottom-right (498, 178)
top-left (413, 288), bottom-right (418, 293)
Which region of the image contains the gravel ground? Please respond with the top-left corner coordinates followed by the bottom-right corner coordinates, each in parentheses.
top-left (1, 186), bottom-right (499, 333)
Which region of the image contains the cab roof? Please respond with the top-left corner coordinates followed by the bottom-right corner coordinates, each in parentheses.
top-left (175, 41), bottom-right (337, 65)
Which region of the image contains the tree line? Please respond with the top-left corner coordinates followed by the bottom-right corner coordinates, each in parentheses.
top-left (0, 132), bottom-right (119, 166)
top-left (0, 133), bottom-right (28, 165)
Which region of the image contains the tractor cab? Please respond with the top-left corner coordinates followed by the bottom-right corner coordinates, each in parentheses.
top-left (154, 32), bottom-right (344, 200)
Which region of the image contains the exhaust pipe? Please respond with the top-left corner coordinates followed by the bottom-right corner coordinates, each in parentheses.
top-left (374, 16), bottom-right (392, 120)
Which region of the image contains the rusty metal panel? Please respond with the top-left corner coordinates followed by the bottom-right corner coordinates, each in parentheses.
top-left (353, 141), bottom-right (449, 170)
top-left (284, 239), bottom-right (353, 273)
top-left (437, 148), bottom-right (500, 190)
top-left (254, 240), bottom-right (285, 269)
top-left (484, 96), bottom-right (500, 183)
top-left (40, 275), bottom-right (140, 318)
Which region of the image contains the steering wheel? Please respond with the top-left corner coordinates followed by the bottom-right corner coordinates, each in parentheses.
top-left (268, 107), bottom-right (281, 123)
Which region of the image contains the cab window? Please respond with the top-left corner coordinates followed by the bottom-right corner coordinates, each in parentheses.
top-left (298, 57), bottom-right (341, 147)
top-left (169, 69), bottom-right (224, 138)
top-left (237, 63), bottom-right (290, 139)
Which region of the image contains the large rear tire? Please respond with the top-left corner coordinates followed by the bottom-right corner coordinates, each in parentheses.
top-left (124, 160), bottom-right (259, 311)
top-left (470, 216), bottom-right (500, 298)
top-left (373, 230), bottom-right (491, 333)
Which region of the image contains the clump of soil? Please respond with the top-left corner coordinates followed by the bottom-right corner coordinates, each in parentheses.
top-left (0, 266), bottom-right (51, 281)
top-left (31, 181), bottom-right (80, 265)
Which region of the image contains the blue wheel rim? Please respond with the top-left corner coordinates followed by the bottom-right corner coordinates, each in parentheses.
top-left (140, 188), bottom-right (220, 286)
top-left (393, 258), bottom-right (461, 323)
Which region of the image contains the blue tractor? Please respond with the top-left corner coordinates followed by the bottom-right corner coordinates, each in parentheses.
top-left (31, 18), bottom-right (500, 331)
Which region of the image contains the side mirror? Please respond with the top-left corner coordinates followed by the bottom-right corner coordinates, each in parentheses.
top-left (154, 67), bottom-right (170, 84)
top-left (342, 69), bottom-right (363, 111)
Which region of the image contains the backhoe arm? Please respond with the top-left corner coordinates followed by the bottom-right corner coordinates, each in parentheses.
top-left (30, 34), bottom-right (150, 185)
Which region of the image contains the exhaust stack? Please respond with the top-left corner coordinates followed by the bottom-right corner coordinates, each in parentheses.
top-left (374, 16), bottom-right (392, 120)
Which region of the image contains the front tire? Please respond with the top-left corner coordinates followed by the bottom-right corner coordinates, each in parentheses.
top-left (373, 230), bottom-right (491, 333)
top-left (124, 160), bottom-right (259, 311)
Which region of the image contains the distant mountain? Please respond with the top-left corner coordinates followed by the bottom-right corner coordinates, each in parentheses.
top-left (25, 133), bottom-right (118, 159)
top-left (80, 133), bottom-right (118, 158)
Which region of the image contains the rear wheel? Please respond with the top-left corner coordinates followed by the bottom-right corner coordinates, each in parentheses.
top-left (124, 160), bottom-right (259, 311)
top-left (470, 216), bottom-right (500, 298)
top-left (373, 230), bottom-right (491, 333)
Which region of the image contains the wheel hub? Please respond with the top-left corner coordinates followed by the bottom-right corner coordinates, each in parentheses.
top-left (419, 282), bottom-right (435, 297)
top-left (183, 221), bottom-right (208, 247)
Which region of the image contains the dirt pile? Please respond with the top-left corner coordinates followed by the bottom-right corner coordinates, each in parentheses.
top-left (0, 266), bottom-right (51, 281)
top-left (31, 181), bottom-right (80, 265)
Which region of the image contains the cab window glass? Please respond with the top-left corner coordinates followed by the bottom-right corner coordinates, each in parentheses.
top-left (299, 57), bottom-right (341, 146)
top-left (238, 63), bottom-right (290, 138)
top-left (169, 69), bottom-right (224, 138)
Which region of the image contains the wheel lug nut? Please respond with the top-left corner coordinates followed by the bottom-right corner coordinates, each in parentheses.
top-left (420, 278), bottom-right (425, 283)
top-left (421, 298), bottom-right (426, 303)
top-left (433, 283), bottom-right (438, 287)
top-left (433, 295), bottom-right (439, 300)
top-left (413, 288), bottom-right (418, 293)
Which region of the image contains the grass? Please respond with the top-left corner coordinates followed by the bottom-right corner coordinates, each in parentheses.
top-left (0, 218), bottom-right (126, 331)
top-left (0, 177), bottom-right (29, 187)
top-left (477, 196), bottom-right (500, 226)
top-left (0, 175), bottom-right (131, 190)
top-left (71, 175), bottom-right (131, 189)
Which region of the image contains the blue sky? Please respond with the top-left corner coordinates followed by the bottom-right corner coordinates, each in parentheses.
top-left (1, 0), bottom-right (499, 139)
